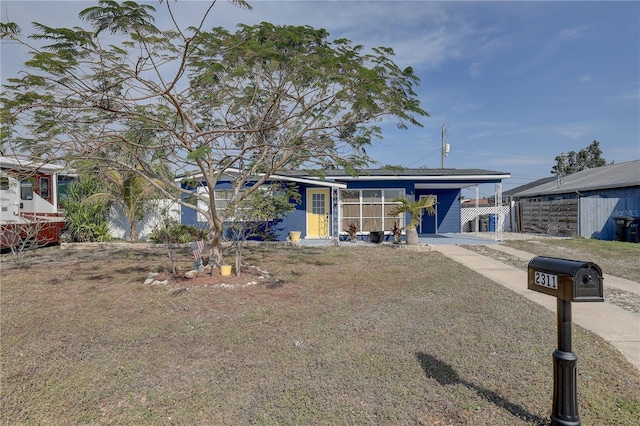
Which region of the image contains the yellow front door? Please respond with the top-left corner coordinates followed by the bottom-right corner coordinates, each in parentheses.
top-left (307, 188), bottom-right (330, 238)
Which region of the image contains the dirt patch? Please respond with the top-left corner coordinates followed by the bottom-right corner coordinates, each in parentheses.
top-left (146, 264), bottom-right (270, 289)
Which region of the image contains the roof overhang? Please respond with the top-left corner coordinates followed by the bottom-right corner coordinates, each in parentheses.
top-left (335, 173), bottom-right (511, 191)
top-left (416, 183), bottom-right (479, 190)
top-left (270, 173), bottom-right (346, 188)
top-left (0, 156), bottom-right (76, 175)
top-left (175, 169), bottom-right (347, 189)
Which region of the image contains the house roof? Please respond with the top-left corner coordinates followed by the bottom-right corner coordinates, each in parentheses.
top-left (0, 156), bottom-right (73, 175)
top-left (175, 168), bottom-right (347, 188)
top-left (282, 167), bottom-right (509, 179)
top-left (502, 176), bottom-right (557, 197)
top-left (511, 160), bottom-right (640, 198)
top-left (178, 167), bottom-right (511, 190)
top-left (280, 168), bottom-right (510, 189)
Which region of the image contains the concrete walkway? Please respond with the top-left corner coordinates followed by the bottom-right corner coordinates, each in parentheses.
top-left (487, 244), bottom-right (640, 296)
top-left (433, 244), bottom-right (640, 371)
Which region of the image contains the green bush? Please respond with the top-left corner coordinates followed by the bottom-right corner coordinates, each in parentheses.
top-left (61, 177), bottom-right (112, 242)
top-left (148, 221), bottom-right (208, 244)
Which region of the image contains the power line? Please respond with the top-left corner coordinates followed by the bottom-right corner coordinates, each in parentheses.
top-left (406, 148), bottom-right (441, 167)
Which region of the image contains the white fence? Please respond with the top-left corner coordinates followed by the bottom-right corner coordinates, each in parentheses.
top-left (460, 205), bottom-right (514, 232)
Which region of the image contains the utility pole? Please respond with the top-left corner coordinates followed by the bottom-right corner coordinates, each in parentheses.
top-left (441, 123), bottom-right (450, 169)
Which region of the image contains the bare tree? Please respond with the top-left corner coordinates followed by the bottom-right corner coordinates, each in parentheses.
top-left (1, 218), bottom-right (60, 262)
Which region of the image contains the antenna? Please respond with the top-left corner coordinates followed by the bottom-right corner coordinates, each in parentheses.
top-left (441, 123), bottom-right (450, 169)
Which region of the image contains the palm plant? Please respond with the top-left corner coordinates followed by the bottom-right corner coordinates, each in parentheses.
top-left (61, 176), bottom-right (112, 242)
top-left (388, 195), bottom-right (436, 245)
top-left (84, 168), bottom-right (162, 242)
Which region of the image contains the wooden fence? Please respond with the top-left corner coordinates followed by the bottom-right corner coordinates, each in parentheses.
top-left (517, 199), bottom-right (578, 235)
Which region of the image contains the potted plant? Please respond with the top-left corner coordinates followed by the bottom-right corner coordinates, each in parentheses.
top-left (345, 220), bottom-right (359, 243)
top-left (389, 195), bottom-right (436, 245)
top-left (390, 219), bottom-right (404, 244)
top-left (289, 230), bottom-right (302, 244)
top-left (366, 192), bottom-right (384, 244)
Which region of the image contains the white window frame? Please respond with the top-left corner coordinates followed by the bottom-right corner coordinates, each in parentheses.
top-left (197, 186), bottom-right (284, 223)
top-left (339, 188), bottom-right (405, 234)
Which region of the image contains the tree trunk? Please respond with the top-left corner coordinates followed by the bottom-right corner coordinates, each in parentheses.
top-left (208, 217), bottom-right (224, 268)
top-left (129, 222), bottom-right (138, 242)
top-left (235, 241), bottom-right (242, 276)
top-left (406, 228), bottom-right (419, 245)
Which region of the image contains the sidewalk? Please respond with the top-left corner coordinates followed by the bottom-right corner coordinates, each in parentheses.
top-left (487, 244), bottom-right (640, 296)
top-left (433, 244), bottom-right (640, 371)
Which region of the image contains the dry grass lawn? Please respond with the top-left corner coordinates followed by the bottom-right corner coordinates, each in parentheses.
top-left (502, 237), bottom-right (640, 283)
top-left (1, 244), bottom-right (639, 425)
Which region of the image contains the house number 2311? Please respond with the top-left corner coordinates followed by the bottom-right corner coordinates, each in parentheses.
top-left (534, 271), bottom-right (558, 290)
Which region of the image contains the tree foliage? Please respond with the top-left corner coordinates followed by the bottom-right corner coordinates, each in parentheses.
top-left (551, 140), bottom-right (608, 175)
top-left (224, 182), bottom-right (300, 275)
top-left (83, 168), bottom-right (163, 242)
top-left (1, 0), bottom-right (428, 265)
top-left (60, 176), bottom-right (112, 242)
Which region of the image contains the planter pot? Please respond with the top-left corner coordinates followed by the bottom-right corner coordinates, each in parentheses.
top-left (289, 231), bottom-right (301, 242)
top-left (369, 231), bottom-right (384, 244)
top-left (220, 264), bottom-right (232, 276)
top-left (405, 228), bottom-right (419, 245)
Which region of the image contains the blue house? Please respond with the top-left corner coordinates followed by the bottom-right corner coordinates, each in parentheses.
top-left (180, 168), bottom-right (510, 241)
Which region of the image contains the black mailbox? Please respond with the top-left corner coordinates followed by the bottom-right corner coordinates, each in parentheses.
top-left (528, 256), bottom-right (604, 302)
top-left (528, 256), bottom-right (604, 425)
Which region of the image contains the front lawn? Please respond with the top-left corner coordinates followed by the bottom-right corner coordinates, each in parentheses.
top-left (503, 237), bottom-right (640, 282)
top-left (1, 245), bottom-right (638, 425)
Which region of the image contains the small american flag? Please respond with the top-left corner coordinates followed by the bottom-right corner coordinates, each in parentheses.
top-left (190, 240), bottom-right (204, 260)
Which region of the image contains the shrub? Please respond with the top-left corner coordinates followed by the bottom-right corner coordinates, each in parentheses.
top-left (61, 176), bottom-right (112, 242)
top-left (148, 221), bottom-right (208, 244)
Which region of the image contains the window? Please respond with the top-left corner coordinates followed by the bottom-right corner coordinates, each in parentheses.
top-left (20, 181), bottom-right (33, 200)
top-left (213, 189), bottom-right (254, 221)
top-left (39, 177), bottom-right (50, 199)
top-left (0, 177), bottom-right (9, 191)
top-left (340, 189), bottom-right (405, 232)
top-left (198, 187), bottom-right (276, 222)
top-left (195, 187), bottom-right (240, 223)
top-left (311, 192), bottom-right (326, 215)
top-left (57, 176), bottom-right (76, 208)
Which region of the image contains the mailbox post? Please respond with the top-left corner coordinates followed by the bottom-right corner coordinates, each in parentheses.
top-left (527, 256), bottom-right (604, 426)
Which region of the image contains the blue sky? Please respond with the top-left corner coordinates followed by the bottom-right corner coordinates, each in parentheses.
top-left (2, 1), bottom-right (639, 198)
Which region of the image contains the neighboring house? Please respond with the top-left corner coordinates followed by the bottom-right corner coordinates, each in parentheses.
top-left (179, 168), bottom-right (510, 241)
top-left (510, 160), bottom-right (640, 240)
top-left (460, 197), bottom-right (494, 207)
top-left (499, 176), bottom-right (556, 203)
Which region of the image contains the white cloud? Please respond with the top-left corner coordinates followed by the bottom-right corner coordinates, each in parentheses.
top-left (557, 26), bottom-right (588, 42)
top-left (553, 124), bottom-right (592, 139)
top-left (608, 89), bottom-right (640, 102)
top-left (579, 74), bottom-right (592, 84)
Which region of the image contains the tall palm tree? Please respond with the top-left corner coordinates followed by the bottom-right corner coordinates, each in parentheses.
top-left (84, 168), bottom-right (161, 242)
top-left (389, 195), bottom-right (436, 245)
